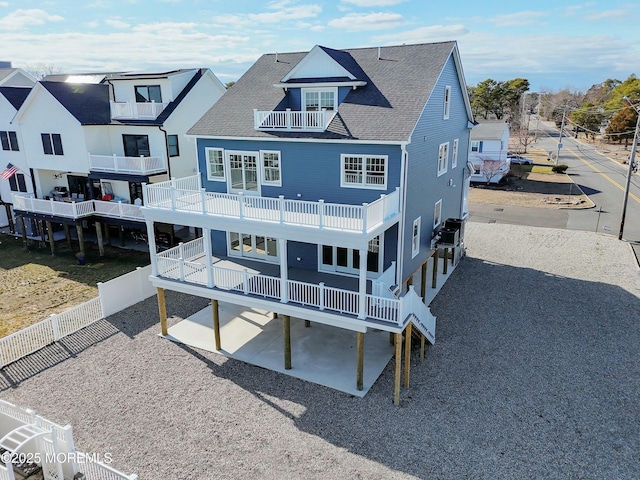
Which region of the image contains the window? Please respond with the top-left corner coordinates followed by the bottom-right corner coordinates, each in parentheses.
top-left (443, 85), bottom-right (451, 119)
top-left (206, 148), bottom-right (225, 181)
top-left (303, 88), bottom-right (337, 111)
top-left (437, 142), bottom-right (449, 176)
top-left (412, 217), bottom-right (421, 258)
top-left (320, 236), bottom-right (382, 275)
top-left (168, 135), bottom-right (179, 157)
top-left (123, 135), bottom-right (150, 157)
top-left (229, 232), bottom-right (278, 262)
top-left (452, 139), bottom-right (459, 168)
top-left (135, 85), bottom-right (162, 103)
top-left (41, 133), bottom-right (63, 155)
top-left (261, 151), bottom-right (281, 186)
top-left (341, 154), bottom-right (387, 189)
top-left (433, 199), bottom-right (442, 228)
top-left (471, 141), bottom-right (480, 153)
top-left (0, 131), bottom-right (18, 151)
top-left (9, 173), bottom-right (27, 193)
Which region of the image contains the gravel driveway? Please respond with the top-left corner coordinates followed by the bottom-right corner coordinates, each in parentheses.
top-left (1, 223), bottom-right (638, 479)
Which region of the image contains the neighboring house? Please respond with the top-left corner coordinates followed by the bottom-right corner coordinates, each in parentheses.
top-left (140, 42), bottom-right (475, 397)
top-left (0, 66), bottom-right (37, 88)
top-left (0, 86), bottom-right (33, 229)
top-left (7, 68), bottom-right (225, 250)
top-left (469, 121), bottom-right (510, 184)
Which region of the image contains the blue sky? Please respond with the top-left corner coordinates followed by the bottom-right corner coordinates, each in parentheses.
top-left (1, 0), bottom-right (638, 92)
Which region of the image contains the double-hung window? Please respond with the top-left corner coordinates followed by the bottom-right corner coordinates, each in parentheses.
top-left (168, 135), bottom-right (179, 157)
top-left (341, 154), bottom-right (387, 189)
top-left (433, 199), bottom-right (442, 228)
top-left (443, 85), bottom-right (451, 119)
top-left (452, 139), bottom-right (459, 168)
top-left (0, 131), bottom-right (19, 151)
top-left (206, 148), bottom-right (225, 181)
top-left (471, 141), bottom-right (480, 153)
top-left (41, 133), bottom-right (63, 155)
top-left (9, 173), bottom-right (27, 193)
top-left (412, 217), bottom-right (421, 258)
top-left (261, 151), bottom-right (281, 186)
top-left (135, 85), bottom-right (162, 103)
top-left (303, 88), bottom-right (337, 111)
top-left (437, 142), bottom-right (449, 176)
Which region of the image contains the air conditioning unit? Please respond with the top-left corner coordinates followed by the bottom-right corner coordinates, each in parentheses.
top-left (444, 217), bottom-right (465, 240)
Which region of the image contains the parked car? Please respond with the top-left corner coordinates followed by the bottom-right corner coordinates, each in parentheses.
top-left (508, 155), bottom-right (533, 165)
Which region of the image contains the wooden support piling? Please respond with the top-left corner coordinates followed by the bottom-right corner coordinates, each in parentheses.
top-left (95, 221), bottom-right (104, 257)
top-left (157, 287), bottom-right (168, 336)
top-left (420, 334), bottom-right (426, 363)
top-left (18, 216), bottom-right (27, 247)
top-left (104, 223), bottom-right (111, 245)
top-left (46, 221), bottom-right (55, 256)
top-left (356, 331), bottom-right (364, 391)
top-left (394, 332), bottom-right (402, 405)
top-left (404, 324), bottom-right (411, 388)
top-left (432, 248), bottom-right (439, 288)
top-left (420, 261), bottom-right (427, 300)
top-left (304, 320), bottom-right (311, 328)
top-left (443, 248), bottom-right (449, 274)
top-left (212, 299), bottom-right (221, 350)
top-left (283, 314), bottom-right (291, 370)
top-left (75, 224), bottom-right (85, 257)
top-left (63, 224), bottom-right (72, 250)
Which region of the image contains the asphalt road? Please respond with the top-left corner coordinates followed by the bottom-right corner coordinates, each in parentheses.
top-left (470, 121), bottom-right (640, 246)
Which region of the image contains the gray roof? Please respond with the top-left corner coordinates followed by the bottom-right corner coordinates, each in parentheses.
top-left (0, 68), bottom-right (17, 82)
top-left (470, 121), bottom-right (509, 141)
top-left (0, 86), bottom-right (31, 110)
top-left (40, 81), bottom-right (111, 125)
top-left (188, 42), bottom-right (460, 142)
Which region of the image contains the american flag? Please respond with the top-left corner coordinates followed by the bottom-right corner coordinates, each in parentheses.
top-left (0, 163), bottom-right (18, 180)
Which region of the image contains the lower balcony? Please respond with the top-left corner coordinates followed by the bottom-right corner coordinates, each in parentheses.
top-left (110, 100), bottom-right (168, 120)
top-left (12, 193), bottom-right (144, 222)
top-left (151, 237), bottom-right (436, 340)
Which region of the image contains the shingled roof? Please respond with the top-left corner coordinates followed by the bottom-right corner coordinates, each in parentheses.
top-left (40, 81), bottom-right (111, 125)
top-left (0, 86), bottom-right (31, 110)
top-left (188, 41), bottom-right (461, 142)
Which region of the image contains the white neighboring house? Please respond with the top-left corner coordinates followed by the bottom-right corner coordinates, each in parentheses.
top-left (8, 68), bottom-right (225, 242)
top-left (0, 66), bottom-right (37, 87)
top-left (469, 121), bottom-right (510, 184)
top-left (0, 86), bottom-right (33, 228)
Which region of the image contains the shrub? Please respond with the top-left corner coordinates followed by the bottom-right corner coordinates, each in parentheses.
top-left (552, 164), bottom-right (568, 173)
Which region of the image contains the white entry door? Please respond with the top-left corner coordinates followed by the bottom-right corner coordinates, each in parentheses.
top-left (227, 151), bottom-right (259, 194)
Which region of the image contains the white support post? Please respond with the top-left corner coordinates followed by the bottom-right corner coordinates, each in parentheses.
top-left (238, 192), bottom-right (245, 218)
top-left (279, 238), bottom-right (288, 303)
top-left (147, 220), bottom-right (158, 276)
top-left (170, 184), bottom-right (177, 210)
top-left (178, 241), bottom-right (184, 259)
top-left (203, 228), bottom-right (214, 288)
top-left (113, 154), bottom-right (118, 172)
top-left (142, 182), bottom-right (148, 205)
top-left (279, 195), bottom-right (285, 224)
top-left (318, 199), bottom-right (324, 229)
top-left (358, 248), bottom-right (368, 319)
top-left (286, 108), bottom-right (292, 130)
top-left (178, 257), bottom-right (185, 282)
top-left (319, 282), bottom-right (325, 310)
top-left (201, 188), bottom-right (207, 214)
top-left (50, 313), bottom-right (60, 341)
top-left (243, 269), bottom-right (249, 295)
top-left (362, 203), bottom-right (368, 234)
top-left (396, 186), bottom-right (401, 213)
top-left (72, 201), bottom-right (78, 218)
top-left (140, 155), bottom-right (145, 173)
top-left (118, 200), bottom-right (123, 218)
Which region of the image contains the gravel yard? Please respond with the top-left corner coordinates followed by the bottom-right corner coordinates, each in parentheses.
top-left (1, 223), bottom-right (638, 479)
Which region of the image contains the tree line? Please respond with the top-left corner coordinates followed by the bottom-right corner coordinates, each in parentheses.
top-left (468, 74), bottom-right (640, 147)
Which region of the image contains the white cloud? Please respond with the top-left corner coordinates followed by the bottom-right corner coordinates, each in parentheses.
top-left (373, 24), bottom-right (470, 44)
top-left (105, 18), bottom-right (130, 29)
top-left (328, 12), bottom-right (403, 31)
top-left (487, 11), bottom-right (549, 27)
top-left (214, 4), bottom-right (321, 28)
top-left (342, 0), bottom-right (405, 6)
top-left (0, 2), bottom-right (9, 7)
top-left (584, 9), bottom-right (627, 21)
top-left (0, 9), bottom-right (64, 30)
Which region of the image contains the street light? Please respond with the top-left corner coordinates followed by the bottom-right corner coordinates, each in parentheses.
top-left (618, 97), bottom-right (640, 240)
top-left (556, 105), bottom-right (567, 165)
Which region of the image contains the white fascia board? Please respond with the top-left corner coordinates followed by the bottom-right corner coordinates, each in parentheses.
top-left (273, 81), bottom-right (367, 89)
top-left (184, 134), bottom-right (408, 146)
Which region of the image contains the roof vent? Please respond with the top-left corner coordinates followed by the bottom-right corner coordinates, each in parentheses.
top-left (377, 47), bottom-right (381, 60)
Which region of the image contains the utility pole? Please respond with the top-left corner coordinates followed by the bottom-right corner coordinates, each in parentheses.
top-left (556, 105), bottom-right (567, 165)
top-left (618, 98), bottom-right (640, 240)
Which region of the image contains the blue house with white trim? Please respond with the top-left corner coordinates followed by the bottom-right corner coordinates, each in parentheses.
top-left (141, 41), bottom-right (474, 399)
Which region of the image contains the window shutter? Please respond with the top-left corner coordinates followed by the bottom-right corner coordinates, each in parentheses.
top-left (479, 141), bottom-right (483, 153)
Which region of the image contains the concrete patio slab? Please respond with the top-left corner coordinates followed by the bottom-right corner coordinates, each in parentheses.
top-left (165, 302), bottom-right (395, 396)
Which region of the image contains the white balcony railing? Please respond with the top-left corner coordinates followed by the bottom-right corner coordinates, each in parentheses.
top-left (110, 101), bottom-right (169, 120)
top-left (154, 238), bottom-right (403, 326)
top-left (254, 109), bottom-right (337, 132)
top-left (143, 176), bottom-right (401, 235)
top-left (89, 153), bottom-right (167, 175)
top-left (12, 193), bottom-right (143, 221)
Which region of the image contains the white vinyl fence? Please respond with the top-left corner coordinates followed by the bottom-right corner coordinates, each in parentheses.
top-left (0, 266), bottom-right (154, 368)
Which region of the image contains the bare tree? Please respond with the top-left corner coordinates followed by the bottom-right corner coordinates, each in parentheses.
top-left (480, 159), bottom-right (507, 185)
top-left (24, 63), bottom-right (64, 80)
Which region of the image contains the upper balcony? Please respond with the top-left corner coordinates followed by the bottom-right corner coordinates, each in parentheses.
top-left (141, 176), bottom-right (401, 246)
top-left (254, 108), bottom-right (337, 132)
top-left (110, 101), bottom-right (169, 120)
top-left (88, 153), bottom-right (167, 175)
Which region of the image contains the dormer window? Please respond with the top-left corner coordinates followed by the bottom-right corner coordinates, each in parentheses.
top-left (135, 85), bottom-right (162, 103)
top-left (303, 88), bottom-right (337, 112)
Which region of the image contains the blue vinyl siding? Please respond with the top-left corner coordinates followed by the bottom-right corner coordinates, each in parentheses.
top-left (288, 241), bottom-right (317, 270)
top-left (401, 54), bottom-right (471, 281)
top-left (284, 86), bottom-right (351, 111)
top-left (197, 139), bottom-right (402, 206)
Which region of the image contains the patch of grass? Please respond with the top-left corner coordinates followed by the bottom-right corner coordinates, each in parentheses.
top-left (0, 234), bottom-right (149, 337)
top-left (531, 165), bottom-right (554, 174)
